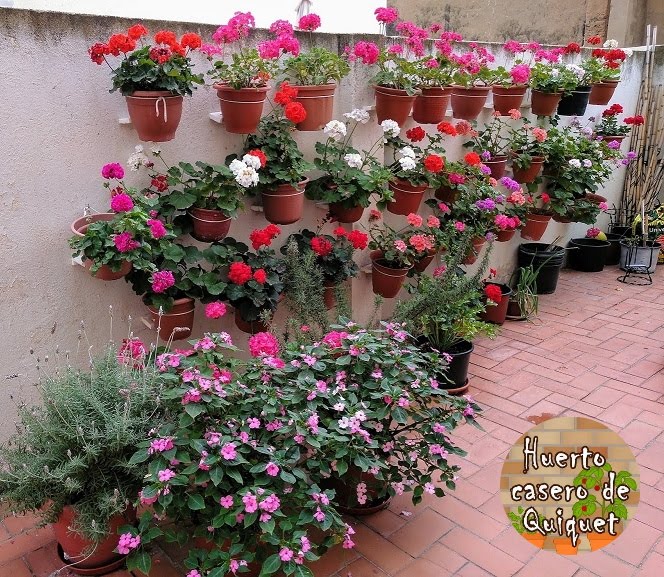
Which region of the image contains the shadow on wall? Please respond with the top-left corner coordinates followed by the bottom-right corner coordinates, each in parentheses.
top-left (388, 0), bottom-right (603, 44)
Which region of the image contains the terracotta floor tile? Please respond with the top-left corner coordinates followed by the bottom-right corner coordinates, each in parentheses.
top-left (454, 563), bottom-right (493, 577)
top-left (603, 519), bottom-right (662, 566)
top-left (421, 542), bottom-right (467, 573)
top-left (431, 496), bottom-right (505, 542)
top-left (598, 403), bottom-right (644, 428)
top-left (582, 385), bottom-right (627, 408)
top-left (638, 442), bottom-right (664, 473)
top-left (394, 558), bottom-right (451, 577)
top-left (573, 549), bottom-right (636, 577)
top-left (489, 528), bottom-right (538, 564)
top-left (639, 552), bottom-right (664, 577)
top-left (1, 512), bottom-right (41, 536)
top-left (341, 557), bottom-right (388, 577)
top-left (310, 544), bottom-right (359, 577)
top-left (1, 559), bottom-right (33, 577)
top-left (0, 526), bottom-right (54, 564)
top-left (513, 549), bottom-right (578, 577)
top-left (359, 509), bottom-right (406, 538)
top-left (352, 522), bottom-right (412, 573)
top-left (24, 543), bottom-right (67, 576)
top-left (387, 508), bottom-right (453, 557)
top-left (133, 550), bottom-right (182, 577)
top-left (619, 419), bottom-right (662, 449)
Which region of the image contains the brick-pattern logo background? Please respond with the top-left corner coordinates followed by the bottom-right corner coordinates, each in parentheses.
top-left (501, 416), bottom-right (639, 554)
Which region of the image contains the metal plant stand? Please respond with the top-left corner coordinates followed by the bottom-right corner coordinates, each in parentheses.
top-left (617, 243), bottom-right (658, 285)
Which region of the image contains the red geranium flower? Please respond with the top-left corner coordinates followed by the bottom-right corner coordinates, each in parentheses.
top-left (247, 149), bottom-right (267, 167)
top-left (284, 102), bottom-right (307, 124)
top-left (541, 192), bottom-right (551, 203)
top-left (274, 81), bottom-right (299, 105)
top-left (108, 33), bottom-right (136, 54)
top-left (180, 33), bottom-right (202, 50)
top-left (437, 122), bottom-right (458, 136)
top-left (228, 262), bottom-right (253, 285)
top-left (265, 223), bottom-right (281, 238)
top-left (424, 154), bottom-right (444, 173)
top-left (149, 46), bottom-right (172, 64)
top-left (333, 226), bottom-right (347, 237)
top-left (484, 284), bottom-right (503, 303)
top-left (154, 30), bottom-right (177, 46)
top-left (625, 115), bottom-right (644, 125)
top-left (127, 24), bottom-right (148, 40)
top-left (563, 42), bottom-right (581, 54)
top-left (464, 152), bottom-right (481, 166)
top-left (347, 230), bottom-right (369, 250)
top-left (151, 175), bottom-right (168, 192)
top-left (89, 42), bottom-right (110, 64)
top-left (406, 126), bottom-right (426, 142)
top-left (253, 269), bottom-right (268, 284)
top-left (587, 35), bottom-right (602, 45)
top-left (311, 236), bottom-right (334, 256)
top-left (250, 225), bottom-right (280, 250)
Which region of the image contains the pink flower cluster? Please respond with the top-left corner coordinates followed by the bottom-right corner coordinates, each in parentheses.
top-left (102, 162), bottom-right (124, 180)
top-left (395, 21), bottom-right (428, 57)
top-left (322, 330), bottom-right (348, 348)
top-left (150, 270), bottom-right (175, 293)
top-left (147, 218), bottom-right (167, 239)
top-left (117, 532), bottom-right (140, 555)
top-left (494, 214), bottom-right (521, 231)
top-left (205, 301), bottom-right (227, 319)
top-left (298, 13), bottom-right (321, 31)
top-left (374, 7), bottom-right (399, 24)
top-left (248, 332), bottom-right (280, 357)
top-left (110, 193), bottom-right (134, 212)
top-left (113, 231), bottom-right (139, 252)
top-left (510, 63), bottom-right (531, 84)
top-left (258, 18), bottom-right (300, 58)
top-left (212, 12), bottom-right (255, 44)
top-left (116, 337), bottom-right (146, 367)
top-left (345, 41), bottom-right (380, 65)
top-left (148, 437), bottom-right (174, 454)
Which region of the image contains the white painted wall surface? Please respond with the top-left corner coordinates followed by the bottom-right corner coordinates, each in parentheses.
top-left (6, 0), bottom-right (387, 33)
top-left (0, 7), bottom-right (646, 440)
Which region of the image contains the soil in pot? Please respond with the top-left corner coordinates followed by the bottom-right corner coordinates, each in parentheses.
top-left (567, 238), bottom-right (611, 272)
top-left (293, 83), bottom-right (336, 131)
top-left (261, 180), bottom-right (307, 225)
top-left (374, 85), bottom-right (417, 126)
top-left (531, 90), bottom-right (562, 116)
top-left (387, 180), bottom-right (427, 215)
top-left (492, 85), bottom-right (527, 115)
top-left (517, 243), bottom-right (565, 294)
top-left (148, 297), bottom-right (195, 341)
top-left (450, 85), bottom-right (490, 120)
top-left (189, 208), bottom-right (231, 242)
top-left (589, 80), bottom-right (619, 105)
top-left (520, 213), bottom-right (551, 241)
top-left (125, 90), bottom-right (183, 142)
top-left (412, 86), bottom-right (451, 124)
top-left (329, 202), bottom-right (364, 223)
top-left (215, 84), bottom-right (269, 134)
top-left (370, 251), bottom-right (410, 298)
top-left (480, 283), bottom-right (513, 325)
top-left (557, 86), bottom-right (591, 116)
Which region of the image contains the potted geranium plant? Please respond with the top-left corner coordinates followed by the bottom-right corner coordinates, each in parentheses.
top-left (584, 36), bottom-right (630, 105)
top-left (221, 225), bottom-right (287, 333)
top-left (0, 348), bottom-right (162, 576)
top-left (449, 43), bottom-right (496, 119)
top-left (528, 57), bottom-right (578, 116)
top-left (144, 150), bottom-right (265, 241)
top-left (69, 163), bottom-right (173, 281)
top-left (279, 14), bottom-right (351, 130)
top-left (123, 334), bottom-right (351, 577)
top-left (305, 109), bottom-right (393, 222)
top-left (205, 12), bottom-right (283, 134)
top-left (254, 321), bottom-right (482, 513)
top-left (594, 103), bottom-right (643, 147)
top-left (243, 82), bottom-right (313, 224)
top-left (281, 226), bottom-right (368, 309)
top-left (508, 112), bottom-right (549, 183)
top-left (462, 114), bottom-right (511, 178)
top-left (490, 40), bottom-right (534, 115)
top-left (89, 25), bottom-right (203, 141)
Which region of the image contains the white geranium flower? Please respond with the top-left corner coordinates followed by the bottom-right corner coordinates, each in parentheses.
top-left (400, 146), bottom-right (416, 159)
top-left (134, 144), bottom-right (144, 153)
top-left (582, 159), bottom-right (592, 168)
top-left (550, 68), bottom-right (560, 78)
top-left (399, 156), bottom-right (417, 171)
top-left (128, 148), bottom-right (149, 171)
top-left (381, 119), bottom-right (400, 137)
top-left (234, 166), bottom-right (259, 187)
top-left (242, 153), bottom-right (262, 170)
top-left (568, 158), bottom-right (582, 168)
top-left (229, 159), bottom-right (246, 175)
top-left (566, 64), bottom-right (585, 81)
top-left (343, 108), bottom-right (370, 124)
top-left (624, 48), bottom-right (633, 58)
top-left (323, 120), bottom-right (347, 140)
top-left (603, 39), bottom-right (619, 49)
top-left (344, 153), bottom-right (363, 168)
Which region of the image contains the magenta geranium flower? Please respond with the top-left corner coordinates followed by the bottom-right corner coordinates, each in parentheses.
top-left (150, 270), bottom-right (175, 293)
top-left (110, 193), bottom-right (134, 212)
top-left (147, 218), bottom-right (167, 239)
top-left (298, 13), bottom-right (321, 31)
top-left (101, 162), bottom-right (124, 180)
top-left (248, 332), bottom-right (280, 358)
top-left (113, 231), bottom-right (139, 252)
top-left (205, 301), bottom-right (227, 319)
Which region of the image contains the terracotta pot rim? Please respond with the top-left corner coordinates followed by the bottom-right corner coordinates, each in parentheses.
top-left (213, 83), bottom-right (270, 93)
top-left (532, 89), bottom-right (563, 95)
top-left (483, 155), bottom-right (509, 163)
top-left (492, 85), bottom-right (528, 94)
top-left (147, 297), bottom-right (195, 314)
top-left (525, 212), bottom-right (552, 222)
top-left (373, 84), bottom-right (420, 96)
top-left (293, 82), bottom-right (337, 90)
top-left (127, 90), bottom-right (182, 99)
top-left (189, 208), bottom-right (231, 222)
top-left (451, 85), bottom-right (491, 93)
top-left (416, 86), bottom-right (453, 95)
top-left (71, 213), bottom-right (115, 237)
top-left (389, 179), bottom-right (428, 193)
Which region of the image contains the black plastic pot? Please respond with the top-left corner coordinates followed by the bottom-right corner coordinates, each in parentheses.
top-left (568, 238), bottom-right (611, 272)
top-left (557, 86), bottom-right (591, 116)
top-left (517, 243), bottom-right (565, 294)
top-left (610, 225), bottom-right (632, 237)
top-left (445, 340), bottom-right (474, 388)
top-left (604, 233), bottom-right (623, 266)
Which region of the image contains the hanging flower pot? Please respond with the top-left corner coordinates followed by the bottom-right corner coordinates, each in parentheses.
top-left (374, 85), bottom-right (418, 126)
top-left (189, 208), bottom-right (232, 242)
top-left (530, 90), bottom-right (563, 116)
top-left (557, 86), bottom-right (591, 116)
top-left (70, 214), bottom-right (132, 281)
top-left (492, 85), bottom-right (527, 115)
top-left (387, 179), bottom-right (427, 215)
top-left (450, 85), bottom-right (491, 120)
top-left (520, 213), bottom-right (551, 241)
top-left (585, 193), bottom-right (608, 205)
top-left (323, 280), bottom-right (337, 309)
top-left (329, 202), bottom-right (364, 223)
top-left (293, 83), bottom-right (337, 131)
top-left (412, 86), bottom-right (452, 124)
top-left (599, 135), bottom-right (626, 147)
top-left (512, 155), bottom-right (545, 184)
top-left (463, 237), bottom-right (487, 265)
top-left (214, 84), bottom-right (269, 134)
top-left (480, 283), bottom-right (513, 325)
top-left (234, 308), bottom-right (271, 334)
top-left (53, 506), bottom-right (133, 575)
top-left (413, 249), bottom-right (437, 272)
top-left (125, 90), bottom-right (183, 142)
top-left (483, 155), bottom-right (509, 179)
top-left (434, 184), bottom-right (459, 204)
top-left (370, 250), bottom-right (411, 298)
top-left (147, 297), bottom-right (195, 341)
top-left (589, 80), bottom-right (619, 105)
top-left (496, 228), bottom-right (516, 242)
top-left (261, 179), bottom-right (308, 225)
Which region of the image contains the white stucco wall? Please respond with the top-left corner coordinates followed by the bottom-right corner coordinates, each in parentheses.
top-left (0, 8), bottom-right (646, 440)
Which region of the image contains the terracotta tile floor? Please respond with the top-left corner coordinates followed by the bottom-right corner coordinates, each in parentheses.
top-left (3, 267), bottom-right (664, 577)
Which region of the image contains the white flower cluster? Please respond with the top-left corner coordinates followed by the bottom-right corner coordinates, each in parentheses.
top-left (343, 108), bottom-right (370, 124)
top-left (603, 39), bottom-right (619, 49)
top-left (127, 144), bottom-right (151, 171)
top-left (323, 119), bottom-right (347, 140)
top-left (229, 157), bottom-right (260, 188)
top-left (344, 153), bottom-right (363, 168)
top-left (398, 146), bottom-right (418, 171)
top-left (381, 119), bottom-right (400, 138)
top-left (566, 64), bottom-right (585, 81)
top-left (568, 158), bottom-right (581, 168)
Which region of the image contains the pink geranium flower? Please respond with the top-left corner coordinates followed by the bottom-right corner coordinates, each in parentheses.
top-left (205, 301), bottom-right (227, 319)
top-left (110, 193), bottom-right (133, 212)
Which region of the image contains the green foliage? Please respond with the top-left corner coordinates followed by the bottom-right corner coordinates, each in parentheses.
top-left (209, 48), bottom-right (278, 89)
top-left (0, 351), bottom-right (163, 542)
top-left (111, 46), bottom-right (203, 96)
top-left (463, 116), bottom-right (511, 157)
top-left (372, 52), bottom-right (420, 94)
top-left (509, 264), bottom-right (539, 320)
top-left (529, 62), bottom-right (580, 95)
top-left (283, 47), bottom-right (350, 85)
